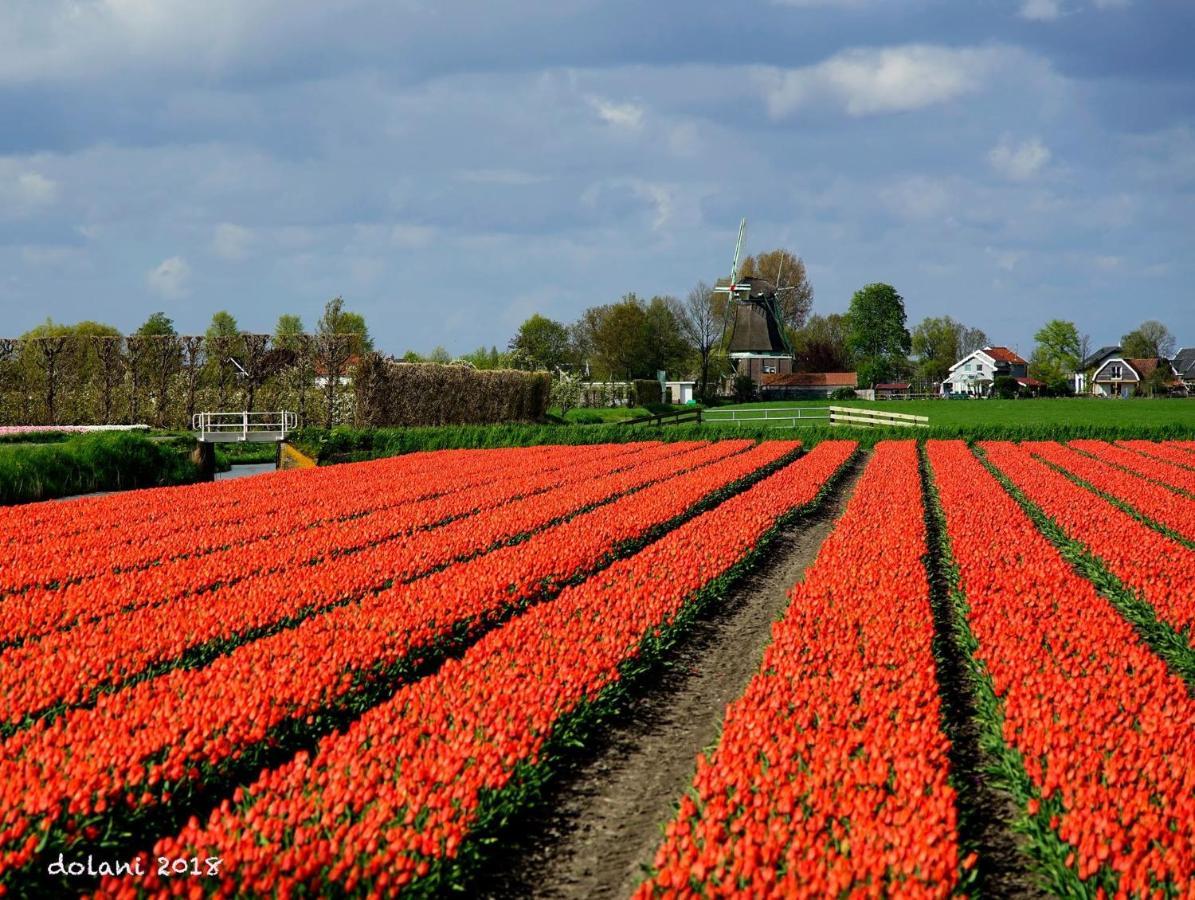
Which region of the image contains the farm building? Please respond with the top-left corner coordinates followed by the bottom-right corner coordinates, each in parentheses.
top-left (874, 382), bottom-right (912, 398)
top-left (760, 371), bottom-right (857, 399)
top-left (941, 346), bottom-right (1028, 396)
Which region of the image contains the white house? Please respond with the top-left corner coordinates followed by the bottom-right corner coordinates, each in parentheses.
top-left (941, 347), bottom-right (1029, 396)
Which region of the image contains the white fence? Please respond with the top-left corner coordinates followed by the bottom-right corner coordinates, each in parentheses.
top-left (703, 405), bottom-right (928, 429)
top-left (192, 411), bottom-right (298, 442)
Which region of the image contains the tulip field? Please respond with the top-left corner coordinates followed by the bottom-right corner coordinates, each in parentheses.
top-left (0, 438), bottom-right (1193, 897)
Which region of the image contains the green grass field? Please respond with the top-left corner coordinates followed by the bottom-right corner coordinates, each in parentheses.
top-left (705, 398), bottom-right (1195, 429)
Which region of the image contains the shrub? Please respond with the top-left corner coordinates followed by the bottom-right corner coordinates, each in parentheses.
top-left (993, 376), bottom-right (1019, 399)
top-left (830, 387), bottom-right (858, 400)
top-left (632, 379), bottom-right (662, 406)
top-left (732, 375), bottom-right (756, 404)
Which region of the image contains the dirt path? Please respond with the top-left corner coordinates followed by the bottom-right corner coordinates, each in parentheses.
top-left (476, 452), bottom-right (867, 900)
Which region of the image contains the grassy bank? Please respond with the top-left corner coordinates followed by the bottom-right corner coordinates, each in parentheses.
top-left (708, 397), bottom-right (1195, 429)
top-left (0, 433), bottom-right (205, 505)
top-left (291, 412), bottom-right (1195, 465)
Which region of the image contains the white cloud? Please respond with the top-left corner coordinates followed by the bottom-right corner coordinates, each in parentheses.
top-left (631, 181), bottom-right (673, 230)
top-left (759, 45), bottom-right (1002, 118)
top-left (389, 224), bottom-right (436, 248)
top-left (1019, 0), bottom-right (1064, 21)
top-left (589, 97), bottom-right (644, 130)
top-left (212, 222), bottom-right (254, 260)
top-left (0, 169), bottom-right (59, 215)
top-left (1091, 0), bottom-right (1130, 8)
top-left (988, 136), bottom-right (1052, 180)
top-left (146, 255), bottom-right (191, 298)
top-left (1093, 254), bottom-right (1121, 270)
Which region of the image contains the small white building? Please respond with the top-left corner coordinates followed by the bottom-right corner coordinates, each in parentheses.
top-left (941, 347), bottom-right (1029, 396)
top-left (665, 381), bottom-right (697, 404)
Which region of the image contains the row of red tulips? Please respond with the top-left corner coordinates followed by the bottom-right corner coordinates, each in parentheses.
top-left (928, 441), bottom-right (1194, 895)
top-left (1, 443), bottom-right (601, 596)
top-left (1093, 440), bottom-right (1195, 495)
top-left (1025, 441), bottom-right (1195, 543)
top-left (1, 442), bottom-right (672, 644)
top-left (0, 441), bottom-right (798, 885)
top-left (0, 441), bottom-right (730, 725)
top-left (91, 441), bottom-right (856, 898)
top-left (983, 441), bottom-right (1195, 638)
top-left (638, 441), bottom-right (958, 899)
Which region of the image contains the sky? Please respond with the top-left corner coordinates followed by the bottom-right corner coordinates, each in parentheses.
top-left (1, 0), bottom-right (1192, 358)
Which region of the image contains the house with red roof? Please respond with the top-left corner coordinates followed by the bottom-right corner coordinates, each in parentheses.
top-left (941, 346), bottom-right (1029, 396)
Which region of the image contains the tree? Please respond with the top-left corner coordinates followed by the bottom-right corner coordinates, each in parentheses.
top-left (674, 281), bottom-right (720, 401)
top-left (136, 312), bottom-right (176, 337)
top-left (206, 311), bottom-right (241, 408)
top-left (1031, 319), bottom-right (1082, 384)
top-left (792, 313), bottom-right (850, 373)
top-left (550, 371), bottom-right (583, 417)
top-left (1121, 320), bottom-right (1175, 359)
top-left (737, 249), bottom-right (814, 331)
top-left (642, 296), bottom-right (689, 378)
top-left (581, 294), bottom-right (688, 382)
top-left (459, 345), bottom-right (508, 369)
top-left (845, 283), bottom-right (911, 386)
top-left (315, 297), bottom-right (355, 427)
top-left (508, 314), bottom-right (572, 371)
top-left (427, 346), bottom-right (452, 364)
top-left (274, 314), bottom-right (305, 350)
top-left (910, 316), bottom-right (976, 384)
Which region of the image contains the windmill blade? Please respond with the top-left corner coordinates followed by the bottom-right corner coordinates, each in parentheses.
top-left (729, 217), bottom-right (747, 286)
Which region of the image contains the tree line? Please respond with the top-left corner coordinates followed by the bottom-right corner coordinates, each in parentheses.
top-left (1, 299), bottom-right (371, 428)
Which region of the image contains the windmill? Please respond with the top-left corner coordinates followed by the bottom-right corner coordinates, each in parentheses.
top-left (713, 218), bottom-right (795, 385)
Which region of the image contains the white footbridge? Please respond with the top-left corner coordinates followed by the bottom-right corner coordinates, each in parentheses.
top-left (192, 411), bottom-right (298, 443)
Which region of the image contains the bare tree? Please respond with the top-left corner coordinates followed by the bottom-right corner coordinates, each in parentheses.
top-left (94, 336), bottom-right (126, 424)
top-left (180, 336), bottom-right (204, 425)
top-left (125, 335), bottom-right (151, 424)
top-left (316, 297), bottom-right (355, 427)
top-left (31, 336), bottom-right (70, 424)
top-left (673, 281), bottom-right (720, 401)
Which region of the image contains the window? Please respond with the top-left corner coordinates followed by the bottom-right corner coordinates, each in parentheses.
top-left (1110, 364), bottom-right (1122, 379)
top-left (763, 364), bottom-right (776, 374)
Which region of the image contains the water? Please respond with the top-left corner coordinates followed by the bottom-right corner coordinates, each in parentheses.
top-left (216, 462), bottom-right (277, 481)
top-left (53, 462), bottom-right (276, 501)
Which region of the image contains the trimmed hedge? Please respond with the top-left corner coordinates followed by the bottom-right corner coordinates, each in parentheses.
top-left (632, 379), bottom-right (662, 406)
top-left (0, 432), bottom-right (204, 505)
top-left (354, 356), bottom-right (551, 427)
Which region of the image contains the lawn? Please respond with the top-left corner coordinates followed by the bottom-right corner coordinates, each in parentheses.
top-left (704, 398), bottom-right (1195, 429)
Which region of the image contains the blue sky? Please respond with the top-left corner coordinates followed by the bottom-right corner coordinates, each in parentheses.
top-left (1, 0), bottom-right (1192, 358)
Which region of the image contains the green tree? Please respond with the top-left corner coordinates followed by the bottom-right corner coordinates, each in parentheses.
top-left (335, 311), bottom-right (373, 354)
top-left (205, 311), bottom-right (239, 340)
top-left (845, 283), bottom-right (911, 386)
top-left (427, 346), bottom-right (452, 364)
top-left (1121, 320), bottom-right (1175, 359)
top-left (737, 248), bottom-right (814, 331)
top-left (643, 296), bottom-right (689, 378)
top-left (274, 314), bottom-right (305, 350)
top-left (1030, 319), bottom-right (1082, 384)
top-left (912, 316), bottom-right (989, 383)
top-left (136, 312), bottom-right (176, 336)
top-left (580, 294), bottom-right (687, 381)
top-left (508, 314), bottom-right (572, 371)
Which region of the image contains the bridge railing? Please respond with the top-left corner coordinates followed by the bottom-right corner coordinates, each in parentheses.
top-left (192, 411), bottom-right (298, 443)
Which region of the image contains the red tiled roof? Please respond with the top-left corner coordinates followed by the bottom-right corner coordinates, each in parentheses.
top-left (762, 371), bottom-right (857, 388)
top-left (1015, 377), bottom-right (1045, 387)
top-left (1125, 358), bottom-right (1177, 382)
top-left (982, 346), bottom-right (1028, 365)
top-left (313, 354), bottom-right (362, 377)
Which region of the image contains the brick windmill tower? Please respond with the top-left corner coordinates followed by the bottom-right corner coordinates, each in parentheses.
top-left (714, 219), bottom-right (795, 386)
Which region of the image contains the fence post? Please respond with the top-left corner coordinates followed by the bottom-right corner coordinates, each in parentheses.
top-left (242, 410), bottom-right (248, 441)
